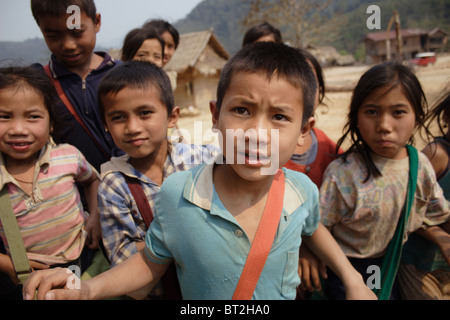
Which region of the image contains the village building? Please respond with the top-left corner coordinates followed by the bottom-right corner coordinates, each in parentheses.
top-left (363, 27), bottom-right (448, 64)
top-left (164, 29), bottom-right (230, 115)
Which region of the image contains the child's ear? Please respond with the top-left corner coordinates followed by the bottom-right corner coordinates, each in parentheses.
top-left (168, 106), bottom-right (180, 128)
top-left (94, 13), bottom-right (101, 33)
top-left (297, 116), bottom-right (315, 147)
top-left (209, 100), bottom-right (219, 129)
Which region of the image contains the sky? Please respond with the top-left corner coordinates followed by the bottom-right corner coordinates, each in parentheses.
top-left (0, 0), bottom-right (204, 47)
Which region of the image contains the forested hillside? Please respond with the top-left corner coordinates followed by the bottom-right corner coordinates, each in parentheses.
top-left (1, 0), bottom-right (448, 64)
top-left (175, 0), bottom-right (449, 57)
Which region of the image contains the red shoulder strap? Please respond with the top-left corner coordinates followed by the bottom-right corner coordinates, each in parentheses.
top-left (124, 176), bottom-right (153, 228)
top-left (232, 169), bottom-right (285, 300)
top-left (43, 64), bottom-right (110, 158)
top-left (124, 175), bottom-right (182, 300)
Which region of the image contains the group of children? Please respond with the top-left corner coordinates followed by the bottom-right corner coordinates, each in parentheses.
top-left (0, 1), bottom-right (448, 301)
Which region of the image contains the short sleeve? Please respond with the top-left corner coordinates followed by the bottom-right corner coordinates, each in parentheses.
top-left (301, 187), bottom-right (320, 236)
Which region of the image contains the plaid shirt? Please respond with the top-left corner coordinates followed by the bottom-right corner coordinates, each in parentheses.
top-left (98, 142), bottom-right (218, 267)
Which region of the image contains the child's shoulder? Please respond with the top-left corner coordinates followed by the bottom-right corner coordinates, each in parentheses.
top-left (100, 154), bottom-right (131, 178)
top-left (50, 143), bottom-right (83, 157)
top-left (282, 167), bottom-right (319, 198)
top-left (283, 167), bottom-right (316, 187)
top-left (170, 142), bottom-right (220, 167)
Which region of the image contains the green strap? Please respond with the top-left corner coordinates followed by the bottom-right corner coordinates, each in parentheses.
top-left (0, 187), bottom-right (32, 285)
top-left (374, 145), bottom-right (419, 300)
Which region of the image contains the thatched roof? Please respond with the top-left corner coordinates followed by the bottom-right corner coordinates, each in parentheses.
top-left (165, 29), bottom-right (230, 75)
top-left (364, 28), bottom-right (440, 42)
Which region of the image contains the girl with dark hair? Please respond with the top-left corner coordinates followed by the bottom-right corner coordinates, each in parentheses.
top-left (319, 62), bottom-right (450, 299)
top-left (0, 66), bottom-right (101, 299)
top-left (121, 28), bottom-right (165, 67)
top-left (242, 22), bottom-right (283, 47)
top-left (142, 19), bottom-right (179, 67)
top-left (398, 91), bottom-right (450, 300)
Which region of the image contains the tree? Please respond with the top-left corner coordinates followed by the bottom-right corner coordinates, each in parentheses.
top-left (241, 0), bottom-right (333, 48)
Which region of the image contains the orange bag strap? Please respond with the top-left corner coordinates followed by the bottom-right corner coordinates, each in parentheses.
top-left (232, 169), bottom-right (285, 300)
top-left (43, 64), bottom-right (109, 158)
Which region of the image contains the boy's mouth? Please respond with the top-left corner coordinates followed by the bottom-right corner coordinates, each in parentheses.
top-left (126, 138), bottom-right (147, 147)
top-left (237, 151), bottom-right (271, 165)
top-left (63, 53), bottom-right (82, 62)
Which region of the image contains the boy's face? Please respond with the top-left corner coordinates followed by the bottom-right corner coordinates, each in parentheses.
top-left (102, 87), bottom-right (178, 160)
top-left (211, 72), bottom-right (313, 181)
top-left (38, 12), bottom-right (101, 70)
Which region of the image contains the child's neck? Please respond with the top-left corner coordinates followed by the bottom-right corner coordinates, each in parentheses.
top-left (130, 141), bottom-right (169, 186)
top-left (62, 53), bottom-right (103, 80)
top-left (4, 154), bottom-right (38, 194)
top-left (213, 164), bottom-right (275, 243)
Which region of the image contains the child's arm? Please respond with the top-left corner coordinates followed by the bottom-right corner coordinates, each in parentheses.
top-left (422, 142), bottom-right (448, 178)
top-left (0, 253), bottom-right (17, 282)
top-left (23, 250), bottom-right (169, 300)
top-left (303, 223), bottom-right (377, 300)
top-left (298, 243), bottom-right (327, 292)
top-left (416, 222), bottom-right (450, 267)
top-left (80, 174), bottom-right (102, 250)
top-left (0, 253), bottom-right (49, 283)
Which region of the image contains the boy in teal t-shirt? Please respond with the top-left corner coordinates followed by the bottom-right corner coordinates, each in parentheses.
top-left (24, 43), bottom-right (376, 300)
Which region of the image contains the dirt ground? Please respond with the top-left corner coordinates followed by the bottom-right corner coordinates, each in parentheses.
top-left (175, 55), bottom-right (450, 151)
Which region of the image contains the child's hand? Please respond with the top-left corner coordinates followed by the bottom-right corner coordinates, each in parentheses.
top-left (345, 281), bottom-right (378, 300)
top-left (437, 235), bottom-right (450, 267)
top-left (298, 244), bottom-right (327, 292)
top-left (84, 212), bottom-right (102, 249)
top-left (23, 267), bottom-right (88, 300)
top-left (30, 260), bottom-right (50, 271)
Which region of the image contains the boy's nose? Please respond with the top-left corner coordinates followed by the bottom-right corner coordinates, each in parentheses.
top-left (62, 36), bottom-right (77, 51)
top-left (125, 117), bottom-right (141, 134)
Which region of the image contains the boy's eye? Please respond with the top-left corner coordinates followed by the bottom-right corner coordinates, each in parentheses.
top-left (273, 114), bottom-right (288, 121)
top-left (110, 115), bottom-right (125, 122)
top-left (233, 107), bottom-right (249, 115)
top-left (0, 114), bottom-right (10, 120)
top-left (45, 33), bottom-right (60, 40)
top-left (71, 30), bottom-right (85, 37)
top-left (139, 110), bottom-right (153, 117)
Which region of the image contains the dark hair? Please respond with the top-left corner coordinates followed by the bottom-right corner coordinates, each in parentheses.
top-left (425, 90), bottom-right (450, 137)
top-left (336, 62), bottom-right (430, 181)
top-left (31, 0), bottom-right (97, 25)
top-left (121, 27), bottom-right (165, 62)
top-left (216, 42), bottom-right (317, 127)
top-left (98, 61), bottom-right (174, 122)
top-left (142, 19), bottom-right (179, 49)
top-left (242, 22), bottom-right (283, 47)
top-left (0, 66), bottom-right (58, 129)
top-left (298, 48), bottom-right (325, 104)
